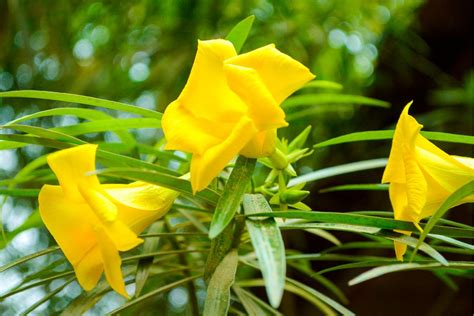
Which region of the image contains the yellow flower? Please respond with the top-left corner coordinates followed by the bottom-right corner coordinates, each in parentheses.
top-left (38, 144), bottom-right (178, 297)
top-left (162, 39), bottom-right (315, 192)
top-left (382, 102), bottom-right (474, 260)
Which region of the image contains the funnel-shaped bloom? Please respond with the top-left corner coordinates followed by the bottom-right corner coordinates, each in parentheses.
top-left (382, 103), bottom-right (474, 260)
top-left (162, 39), bottom-right (315, 192)
top-left (38, 144), bottom-right (178, 297)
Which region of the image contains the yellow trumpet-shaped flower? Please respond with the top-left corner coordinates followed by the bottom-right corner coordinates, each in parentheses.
top-left (38, 144), bottom-right (178, 297)
top-left (162, 39), bottom-right (315, 192)
top-left (382, 102), bottom-right (474, 260)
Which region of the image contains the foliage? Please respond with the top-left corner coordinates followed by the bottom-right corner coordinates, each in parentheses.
top-left (0, 1), bottom-right (473, 315)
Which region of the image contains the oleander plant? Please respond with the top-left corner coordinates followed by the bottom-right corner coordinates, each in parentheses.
top-left (1, 4), bottom-right (473, 316)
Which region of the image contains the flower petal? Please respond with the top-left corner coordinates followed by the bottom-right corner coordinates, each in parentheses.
top-left (163, 100), bottom-right (235, 155)
top-left (224, 63), bottom-right (287, 130)
top-left (416, 138), bottom-right (474, 193)
top-left (190, 117), bottom-right (257, 192)
top-left (47, 144), bottom-right (101, 200)
top-left (74, 246), bottom-right (104, 291)
top-left (178, 39), bottom-right (246, 122)
top-left (382, 102), bottom-right (422, 184)
top-left (103, 221), bottom-right (143, 251)
top-left (38, 185), bottom-right (99, 266)
top-left (95, 226), bottom-right (129, 298)
top-left (103, 182), bottom-right (178, 234)
top-left (225, 44), bottom-right (315, 104)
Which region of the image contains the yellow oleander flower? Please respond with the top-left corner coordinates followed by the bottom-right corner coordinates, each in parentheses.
top-left (382, 102), bottom-right (474, 260)
top-left (38, 144), bottom-right (178, 297)
top-left (162, 39), bottom-right (315, 192)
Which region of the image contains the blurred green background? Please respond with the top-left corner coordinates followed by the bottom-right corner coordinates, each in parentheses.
top-left (0, 0), bottom-right (472, 315)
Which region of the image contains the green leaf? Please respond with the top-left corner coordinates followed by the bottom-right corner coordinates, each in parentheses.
top-left (233, 285), bottom-right (283, 316)
top-left (314, 130), bottom-right (474, 148)
top-left (348, 261), bottom-right (474, 286)
top-left (0, 90), bottom-right (162, 119)
top-left (410, 181), bottom-right (474, 261)
top-left (304, 228), bottom-right (341, 246)
top-left (5, 107), bottom-right (119, 125)
top-left (0, 246), bottom-right (60, 272)
top-left (2, 124), bottom-right (86, 144)
top-left (109, 275), bottom-right (201, 315)
top-left (317, 261), bottom-right (397, 275)
top-left (246, 211), bottom-right (474, 238)
top-left (243, 194), bottom-right (286, 308)
top-left (0, 270), bottom-right (75, 300)
top-left (288, 262), bottom-right (348, 304)
top-left (4, 107), bottom-right (138, 146)
top-left (283, 94), bottom-right (390, 109)
top-left (288, 158), bottom-right (388, 186)
top-left (204, 250), bottom-right (239, 316)
top-left (376, 231), bottom-right (448, 265)
top-left (134, 222), bottom-right (163, 297)
top-left (237, 277), bottom-right (335, 315)
top-left (283, 222), bottom-right (382, 234)
top-left (226, 15), bottom-right (255, 53)
top-left (320, 183), bottom-right (388, 193)
top-left (428, 234), bottom-right (474, 251)
top-left (288, 126), bottom-right (312, 152)
top-left (209, 156), bottom-right (256, 239)
top-left (204, 220), bottom-right (235, 282)
top-left (21, 277), bottom-right (75, 315)
top-left (302, 80), bottom-right (343, 90)
top-left (1, 210), bottom-right (44, 248)
top-left (286, 278), bottom-right (355, 316)
top-left (0, 134), bottom-right (73, 150)
top-left (0, 188), bottom-right (40, 197)
top-left (53, 117), bottom-right (161, 136)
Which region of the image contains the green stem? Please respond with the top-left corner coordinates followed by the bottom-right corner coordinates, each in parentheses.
top-left (278, 172), bottom-right (288, 212)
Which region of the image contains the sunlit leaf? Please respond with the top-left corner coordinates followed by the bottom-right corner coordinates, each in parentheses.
top-left (226, 15), bottom-right (255, 53)
top-left (314, 130), bottom-right (474, 148)
top-left (283, 93), bottom-right (390, 108)
top-left (348, 262), bottom-right (474, 286)
top-left (243, 194), bottom-right (285, 308)
top-left (0, 90), bottom-right (162, 119)
top-left (209, 156), bottom-right (256, 238)
top-left (203, 250), bottom-right (239, 316)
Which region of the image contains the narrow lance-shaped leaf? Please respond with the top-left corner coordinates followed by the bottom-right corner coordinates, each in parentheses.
top-left (209, 156), bottom-right (256, 239)
top-left (314, 130), bottom-right (474, 148)
top-left (288, 158), bottom-right (388, 186)
top-left (319, 183), bottom-right (388, 193)
top-left (134, 222), bottom-right (163, 297)
top-left (348, 261), bottom-right (474, 286)
top-left (203, 250), bottom-right (239, 316)
top-left (246, 211), bottom-right (474, 238)
top-left (110, 275), bottom-right (202, 315)
top-left (376, 231), bottom-right (448, 265)
top-left (0, 90), bottom-right (162, 119)
top-left (243, 194), bottom-right (286, 308)
top-left (233, 285), bottom-right (283, 316)
top-left (302, 80), bottom-right (343, 90)
top-left (283, 93), bottom-right (390, 109)
top-left (226, 15), bottom-right (255, 53)
top-left (286, 278), bottom-right (355, 316)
